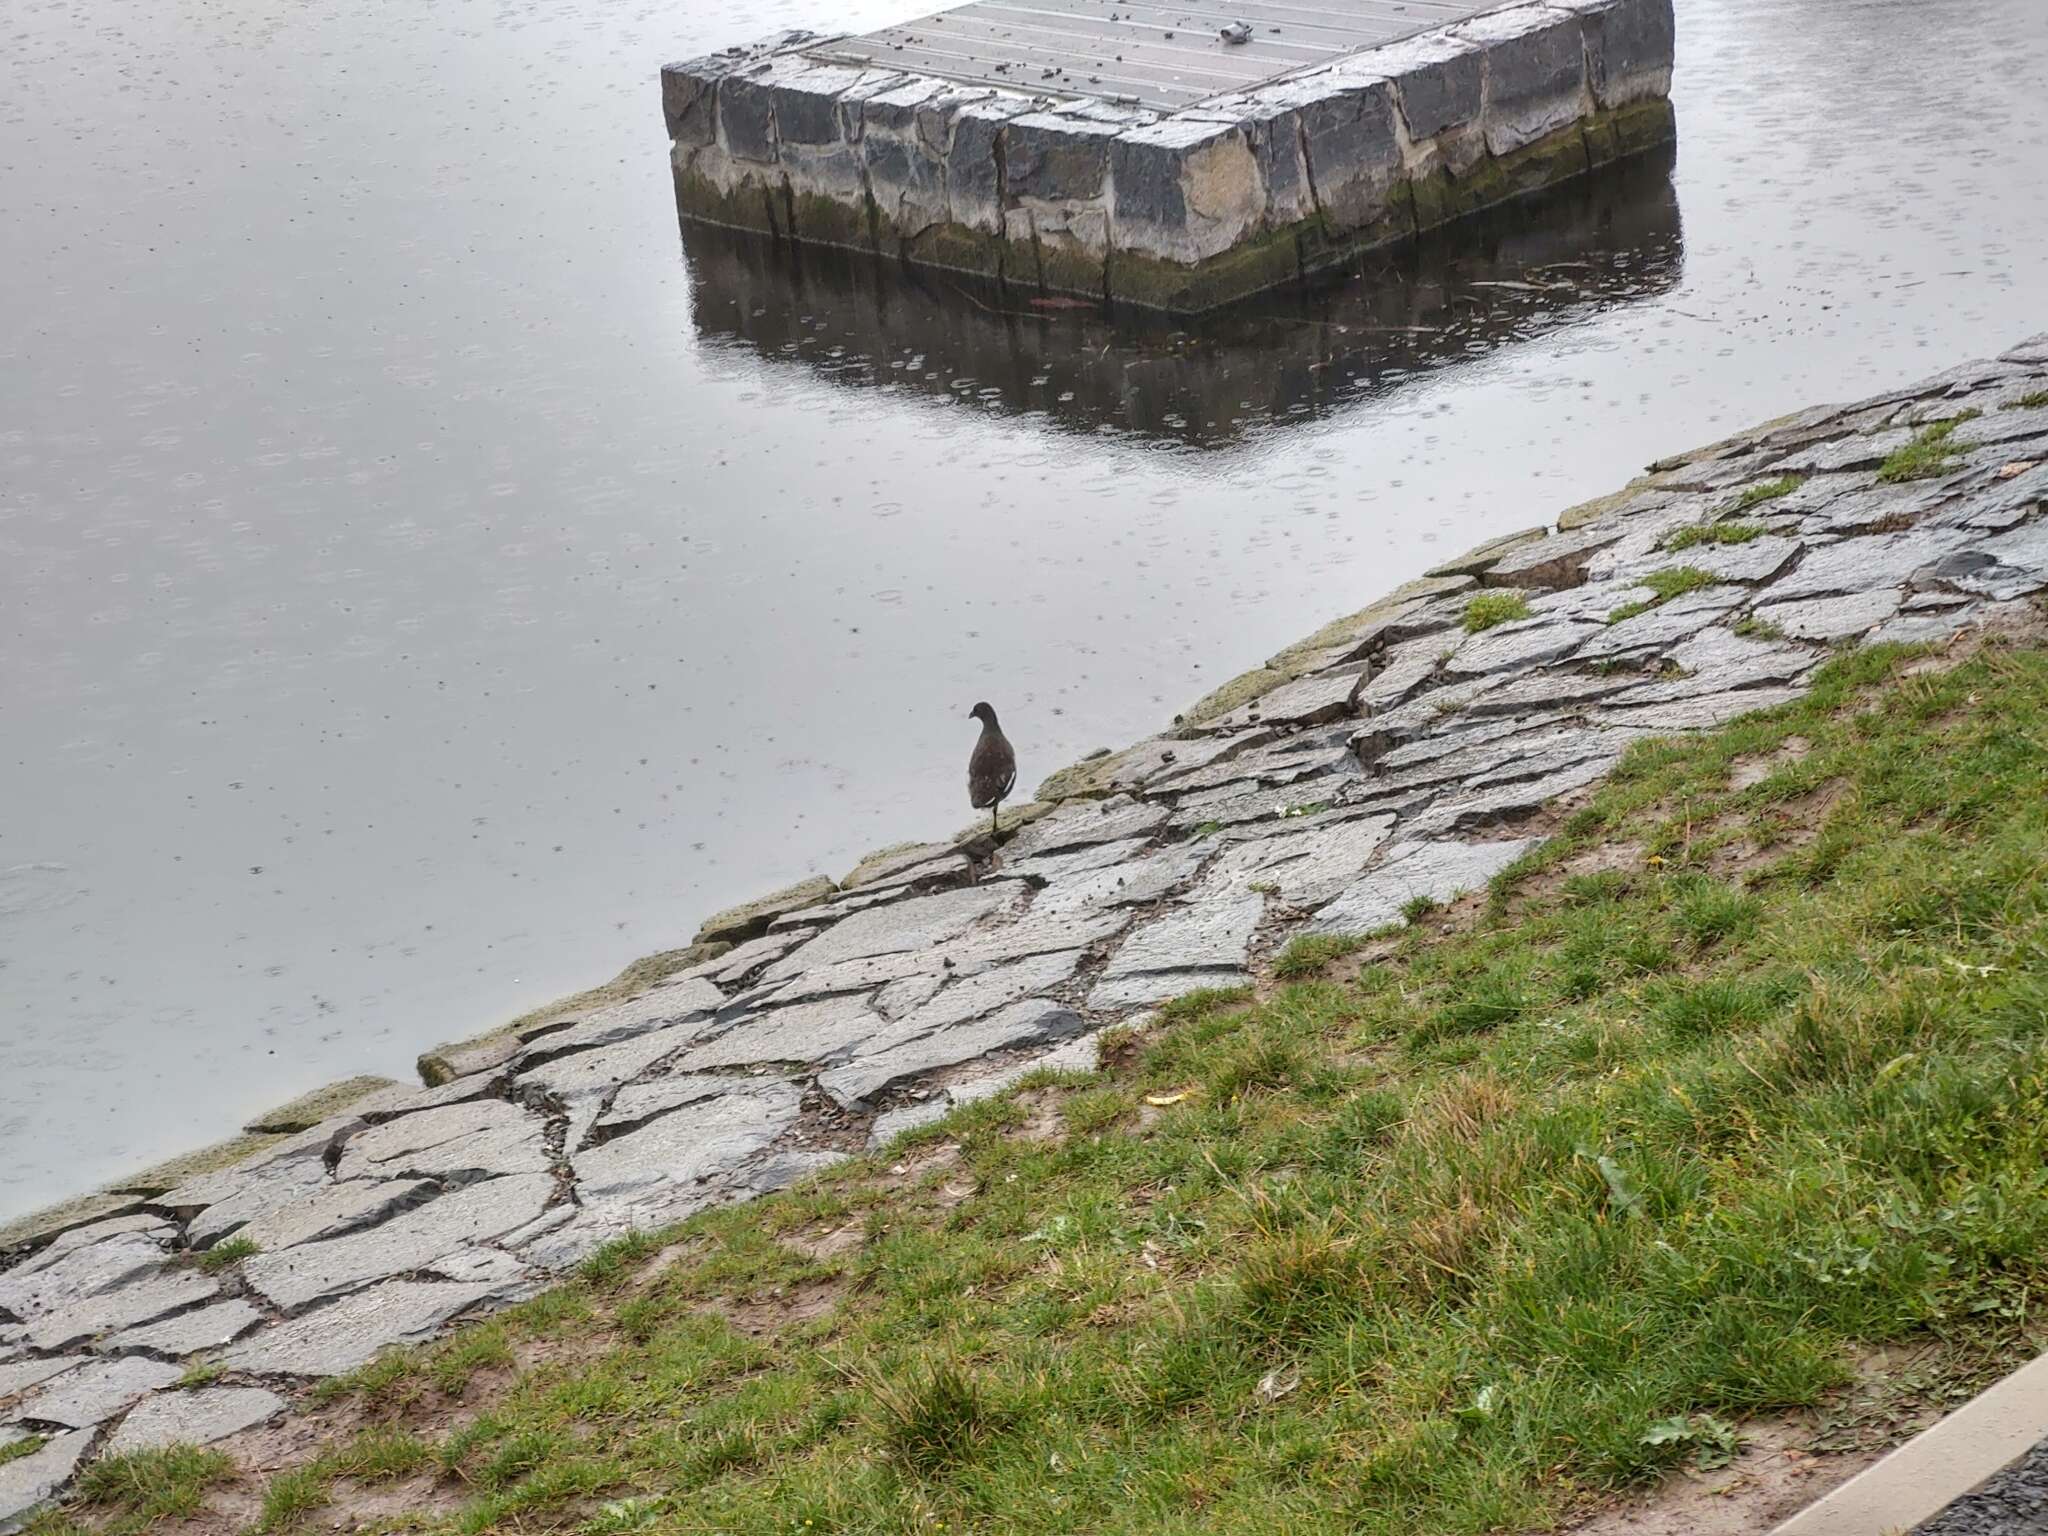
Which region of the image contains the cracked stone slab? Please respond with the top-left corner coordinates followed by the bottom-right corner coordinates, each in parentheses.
top-left (1090, 893), bottom-right (1264, 1007)
top-left (1769, 426), bottom-right (1914, 475)
top-left (1401, 751), bottom-right (1622, 837)
top-left (1752, 587), bottom-right (1905, 641)
top-left (1447, 617), bottom-right (1603, 676)
top-left (1309, 837), bottom-right (1539, 935)
top-left (1004, 796), bottom-right (1171, 860)
top-left (596, 1072), bottom-right (740, 1135)
top-left (1764, 527), bottom-right (1969, 602)
top-left (217, 1280), bottom-right (508, 1377)
top-left (732, 946), bottom-right (948, 1012)
top-left (678, 992), bottom-right (887, 1070)
top-left (23, 1266), bottom-right (219, 1352)
top-left (516, 1023), bottom-right (699, 1151)
top-left (936, 902), bottom-right (1133, 970)
top-left (1567, 585), bottom-right (1748, 660)
top-left (708, 927), bottom-right (818, 987)
top-left (1595, 684), bottom-right (1808, 732)
top-left (9, 1215), bottom-right (174, 1273)
top-left (332, 1099), bottom-right (549, 1183)
top-left (1917, 518), bottom-right (2048, 602)
top-left (0, 1428), bottom-right (91, 1530)
top-left (9, 1356), bottom-right (183, 1429)
top-left (1031, 840), bottom-right (1208, 917)
top-left (236, 1176), bottom-right (436, 1254)
top-left (886, 950), bottom-right (1087, 1038)
top-left (0, 1232), bottom-right (175, 1320)
top-left (516, 975), bottom-right (724, 1067)
top-left (103, 1299), bottom-right (266, 1358)
top-left (1006, 835), bottom-right (1151, 881)
top-left (105, 1386), bottom-right (286, 1453)
top-left (162, 1117), bottom-right (368, 1245)
top-left (1195, 814), bottom-right (1398, 909)
top-left (1638, 534), bottom-right (1801, 585)
top-left (0, 1357), bottom-right (85, 1402)
top-left (1198, 664), bottom-right (1367, 733)
top-left (1478, 524), bottom-right (1627, 588)
top-left (571, 1078), bottom-right (804, 1214)
top-left (819, 998), bottom-right (1087, 1109)
top-left (760, 881), bottom-right (1027, 981)
top-left (241, 1174), bottom-right (555, 1311)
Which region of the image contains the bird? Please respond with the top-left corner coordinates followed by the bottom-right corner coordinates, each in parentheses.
top-left (1219, 20), bottom-right (1253, 44)
top-left (967, 701), bottom-right (1018, 848)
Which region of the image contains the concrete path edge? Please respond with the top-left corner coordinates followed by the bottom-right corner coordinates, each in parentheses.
top-left (1770, 1349), bottom-right (2048, 1536)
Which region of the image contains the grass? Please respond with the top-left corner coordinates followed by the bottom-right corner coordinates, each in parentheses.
top-left (1463, 592), bottom-right (1532, 633)
top-left (42, 631), bottom-right (2048, 1536)
top-left (1665, 521), bottom-right (1765, 551)
top-left (2006, 391), bottom-right (2048, 411)
top-left (0, 1435), bottom-right (46, 1469)
top-left (193, 1235), bottom-right (258, 1273)
top-left (1728, 475), bottom-right (1804, 511)
top-left (68, 1447), bottom-right (234, 1524)
top-left (1609, 565), bottom-right (1719, 624)
top-left (1877, 413), bottom-right (1980, 483)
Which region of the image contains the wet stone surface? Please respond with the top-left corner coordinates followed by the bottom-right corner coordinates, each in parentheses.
top-left (5, 342), bottom-right (2048, 1522)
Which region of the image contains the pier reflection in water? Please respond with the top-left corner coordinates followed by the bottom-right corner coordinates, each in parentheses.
top-left (682, 151), bottom-right (1682, 452)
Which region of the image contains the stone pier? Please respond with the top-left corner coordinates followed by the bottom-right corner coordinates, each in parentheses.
top-left (661, 0), bottom-right (1676, 312)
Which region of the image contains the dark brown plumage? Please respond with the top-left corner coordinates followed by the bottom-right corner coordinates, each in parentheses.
top-left (967, 701), bottom-right (1017, 843)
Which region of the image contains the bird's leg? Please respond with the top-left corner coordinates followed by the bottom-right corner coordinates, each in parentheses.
top-left (990, 802), bottom-right (1001, 867)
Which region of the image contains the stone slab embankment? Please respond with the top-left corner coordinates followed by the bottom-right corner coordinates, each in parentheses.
top-left (6, 331), bottom-right (2048, 1526)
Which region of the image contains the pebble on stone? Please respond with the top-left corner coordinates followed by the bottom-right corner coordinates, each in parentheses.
top-left (102, 1299), bottom-right (266, 1358)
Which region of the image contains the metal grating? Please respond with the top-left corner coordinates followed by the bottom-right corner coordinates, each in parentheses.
top-left (810, 0), bottom-right (1500, 113)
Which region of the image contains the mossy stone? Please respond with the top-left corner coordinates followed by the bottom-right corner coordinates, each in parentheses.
top-left (243, 1076), bottom-right (403, 1135)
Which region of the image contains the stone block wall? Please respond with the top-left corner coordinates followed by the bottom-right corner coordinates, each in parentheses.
top-left (661, 0), bottom-right (1675, 312)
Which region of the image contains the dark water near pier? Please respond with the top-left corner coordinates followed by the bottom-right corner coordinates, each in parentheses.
top-left (3, 0), bottom-right (2045, 1219)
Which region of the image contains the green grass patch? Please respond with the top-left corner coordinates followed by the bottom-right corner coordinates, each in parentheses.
top-left (1463, 591), bottom-right (1532, 633)
top-left (1877, 414), bottom-right (1980, 483)
top-left (1728, 475), bottom-right (1804, 511)
top-left (194, 1235), bottom-right (258, 1273)
top-left (70, 1447), bottom-right (234, 1521)
top-left (1609, 566), bottom-right (1720, 624)
top-left (1274, 933), bottom-right (1370, 980)
top-left (81, 638), bottom-right (2048, 1536)
top-left (2005, 391), bottom-right (2048, 411)
top-left (0, 1435), bottom-right (45, 1469)
top-left (256, 1467), bottom-right (329, 1532)
top-left (1665, 521), bottom-right (1765, 551)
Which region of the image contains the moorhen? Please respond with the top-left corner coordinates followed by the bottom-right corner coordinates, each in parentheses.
top-left (967, 701), bottom-right (1017, 846)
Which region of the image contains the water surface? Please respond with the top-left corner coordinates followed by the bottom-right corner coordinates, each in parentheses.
top-left (3, 0), bottom-right (2045, 1219)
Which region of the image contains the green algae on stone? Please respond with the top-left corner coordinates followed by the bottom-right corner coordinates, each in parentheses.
top-left (0, 1191), bottom-right (145, 1256)
top-left (1175, 666), bottom-right (1290, 729)
top-left (104, 1133), bottom-right (288, 1197)
top-left (695, 876), bottom-right (839, 945)
top-left (418, 937), bottom-right (737, 1086)
top-left (243, 1076), bottom-right (404, 1136)
top-left (1426, 526), bottom-right (1547, 581)
top-left (1558, 476), bottom-right (1669, 529)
